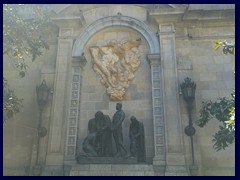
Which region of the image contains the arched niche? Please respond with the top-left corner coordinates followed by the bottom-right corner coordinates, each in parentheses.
top-left (72, 15), bottom-right (160, 57)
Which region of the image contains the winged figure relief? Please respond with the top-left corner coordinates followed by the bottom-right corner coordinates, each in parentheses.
top-left (90, 39), bottom-right (141, 101)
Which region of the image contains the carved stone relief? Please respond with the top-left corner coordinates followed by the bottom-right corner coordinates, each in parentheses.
top-left (90, 39), bottom-right (141, 101)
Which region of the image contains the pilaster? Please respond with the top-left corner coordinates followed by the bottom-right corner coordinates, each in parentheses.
top-left (158, 23), bottom-right (189, 175)
top-left (147, 54), bottom-right (166, 166)
top-left (65, 55), bottom-right (86, 161)
top-left (45, 28), bottom-right (73, 167)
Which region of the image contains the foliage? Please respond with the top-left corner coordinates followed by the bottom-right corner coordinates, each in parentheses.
top-left (3, 78), bottom-right (23, 123)
top-left (197, 40), bottom-right (235, 151)
top-left (196, 93), bottom-right (235, 151)
top-left (213, 40), bottom-right (235, 55)
top-left (3, 4), bottom-right (52, 77)
top-left (3, 4), bottom-right (52, 123)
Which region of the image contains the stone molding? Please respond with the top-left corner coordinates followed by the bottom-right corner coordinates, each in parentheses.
top-left (65, 65), bottom-right (81, 160)
top-left (147, 54), bottom-right (166, 165)
top-left (72, 15), bottom-right (160, 57)
top-left (149, 6), bottom-right (235, 23)
top-left (48, 31), bottom-right (73, 154)
top-left (158, 24), bottom-right (187, 172)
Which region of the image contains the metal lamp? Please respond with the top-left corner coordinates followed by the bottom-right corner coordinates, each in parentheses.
top-left (36, 80), bottom-right (50, 111)
top-left (35, 80), bottom-right (50, 170)
top-left (180, 77), bottom-right (196, 166)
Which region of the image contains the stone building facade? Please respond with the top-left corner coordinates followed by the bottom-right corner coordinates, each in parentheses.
top-left (3, 4), bottom-right (235, 176)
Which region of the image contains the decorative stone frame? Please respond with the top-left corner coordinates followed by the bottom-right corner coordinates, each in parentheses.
top-left (65, 15), bottom-right (165, 164)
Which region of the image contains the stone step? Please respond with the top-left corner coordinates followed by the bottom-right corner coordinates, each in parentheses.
top-left (165, 165), bottom-right (190, 176)
top-left (70, 164), bottom-right (165, 176)
top-left (71, 164), bottom-right (154, 171)
top-left (70, 170), bottom-right (155, 176)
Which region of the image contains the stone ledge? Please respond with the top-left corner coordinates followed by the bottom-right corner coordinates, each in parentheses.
top-left (69, 164), bottom-right (165, 176)
top-left (70, 170), bottom-right (155, 176)
top-left (77, 156), bottom-right (138, 164)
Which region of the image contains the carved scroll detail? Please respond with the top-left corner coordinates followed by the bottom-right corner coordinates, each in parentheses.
top-left (90, 39), bottom-right (141, 101)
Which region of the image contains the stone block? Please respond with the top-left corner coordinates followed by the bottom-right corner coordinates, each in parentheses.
top-left (218, 90), bottom-right (234, 98)
top-left (224, 64), bottom-right (234, 72)
top-left (189, 42), bottom-right (215, 56)
top-left (154, 172), bottom-right (165, 176)
top-left (95, 101), bottom-right (109, 110)
top-left (225, 81), bottom-right (235, 89)
top-left (79, 110), bottom-right (87, 119)
top-left (206, 64), bottom-right (224, 72)
top-left (176, 47), bottom-right (191, 57)
top-left (221, 72), bottom-right (234, 81)
top-left (89, 93), bottom-right (104, 101)
top-left (111, 171), bottom-right (124, 176)
top-left (122, 171), bottom-right (145, 176)
top-left (128, 84), bottom-right (137, 91)
top-left (131, 165), bottom-right (153, 171)
top-left (103, 32), bottom-right (118, 40)
top-left (201, 90), bottom-right (219, 99)
top-left (192, 64), bottom-right (208, 72)
top-left (89, 164), bottom-right (111, 171)
top-left (80, 92), bottom-right (89, 101)
top-left (82, 85), bottom-right (96, 93)
top-left (87, 110), bottom-right (97, 119)
top-left (102, 93), bottom-right (110, 101)
top-left (192, 56), bottom-right (213, 65)
top-left (111, 165), bottom-right (125, 171)
top-left (77, 157), bottom-right (137, 164)
top-left (123, 101), bottom-right (138, 110)
top-left (144, 170), bottom-right (155, 176)
top-left (77, 171), bottom-right (89, 176)
top-left (165, 165), bottom-right (189, 176)
top-left (153, 165), bottom-right (166, 172)
top-left (144, 110), bottom-right (152, 119)
top-left (199, 72), bottom-right (217, 81)
top-left (86, 75), bottom-right (97, 85)
top-left (81, 102), bottom-right (95, 110)
top-left (71, 165), bottom-right (90, 171)
top-left (177, 60), bottom-right (192, 70)
top-left (192, 73), bottom-right (200, 81)
top-left (196, 81), bottom-right (209, 90)
top-left (208, 81), bottom-right (228, 90)
top-left (89, 170), bottom-right (114, 176)
top-left (42, 165), bottom-right (64, 176)
top-left (137, 82), bottom-right (151, 92)
top-left (213, 55), bottom-right (232, 64)
top-left (203, 167), bottom-right (235, 176)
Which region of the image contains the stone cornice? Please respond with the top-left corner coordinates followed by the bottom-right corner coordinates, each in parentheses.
top-left (148, 7), bottom-right (235, 23)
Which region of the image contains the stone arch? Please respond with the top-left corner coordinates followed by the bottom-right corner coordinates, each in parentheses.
top-left (68, 14), bottom-right (164, 164)
top-left (72, 15), bottom-right (160, 57)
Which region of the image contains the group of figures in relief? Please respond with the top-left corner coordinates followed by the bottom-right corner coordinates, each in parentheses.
top-left (82, 103), bottom-right (146, 162)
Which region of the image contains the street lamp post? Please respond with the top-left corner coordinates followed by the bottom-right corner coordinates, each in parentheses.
top-left (180, 77), bottom-right (196, 166)
top-left (34, 80), bottom-right (50, 175)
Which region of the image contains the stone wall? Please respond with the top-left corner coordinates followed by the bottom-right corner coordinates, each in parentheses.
top-left (3, 40), bottom-right (58, 175)
top-left (3, 4), bottom-right (235, 176)
top-left (176, 24), bottom-right (235, 175)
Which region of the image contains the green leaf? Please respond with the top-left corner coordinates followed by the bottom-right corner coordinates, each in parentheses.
top-left (19, 71), bottom-right (25, 78)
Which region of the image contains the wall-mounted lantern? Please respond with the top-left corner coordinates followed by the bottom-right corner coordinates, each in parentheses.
top-left (180, 77), bottom-right (196, 168)
top-left (33, 80), bottom-right (50, 175)
top-left (36, 80), bottom-right (50, 111)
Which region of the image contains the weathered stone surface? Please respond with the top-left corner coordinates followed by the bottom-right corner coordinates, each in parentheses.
top-left (3, 4), bottom-right (235, 176)
top-left (69, 164), bottom-right (167, 176)
top-left (77, 156), bottom-right (137, 164)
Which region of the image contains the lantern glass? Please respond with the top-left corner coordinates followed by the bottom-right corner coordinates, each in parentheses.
top-left (187, 87), bottom-right (193, 98)
top-left (36, 80), bottom-right (49, 108)
top-left (180, 77), bottom-right (196, 102)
